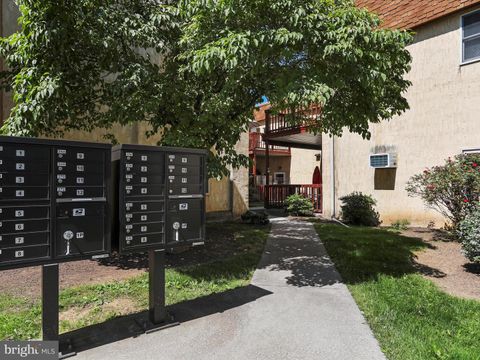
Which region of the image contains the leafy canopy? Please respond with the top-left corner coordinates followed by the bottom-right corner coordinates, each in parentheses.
top-left (0, 0), bottom-right (412, 177)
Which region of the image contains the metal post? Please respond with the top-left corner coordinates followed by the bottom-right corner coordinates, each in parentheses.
top-left (149, 249), bottom-right (167, 324)
top-left (42, 264), bottom-right (59, 341)
top-left (264, 110), bottom-right (271, 209)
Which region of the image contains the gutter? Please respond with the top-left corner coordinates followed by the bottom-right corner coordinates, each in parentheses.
top-left (330, 135), bottom-right (336, 219)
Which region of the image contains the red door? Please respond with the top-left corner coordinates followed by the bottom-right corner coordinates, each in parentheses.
top-left (312, 166), bottom-right (322, 184)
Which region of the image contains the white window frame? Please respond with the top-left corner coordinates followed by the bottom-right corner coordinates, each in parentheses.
top-left (461, 9), bottom-right (480, 65)
top-left (273, 172), bottom-right (286, 185)
top-left (463, 148), bottom-right (480, 154)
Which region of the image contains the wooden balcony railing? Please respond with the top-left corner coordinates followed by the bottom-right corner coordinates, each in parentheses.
top-left (267, 106), bottom-right (321, 135)
top-left (249, 132), bottom-right (290, 154)
top-left (256, 184), bottom-right (322, 213)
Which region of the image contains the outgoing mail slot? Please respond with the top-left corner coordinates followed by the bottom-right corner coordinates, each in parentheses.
top-left (124, 173), bottom-right (164, 185)
top-left (56, 202), bottom-right (104, 219)
top-left (55, 147), bottom-right (106, 163)
top-left (167, 154), bottom-right (201, 167)
top-left (168, 184), bottom-right (203, 196)
top-left (0, 231), bottom-right (49, 248)
top-left (125, 201), bottom-right (164, 213)
top-left (125, 222), bottom-right (164, 235)
top-left (124, 233), bottom-right (164, 248)
top-left (0, 186), bottom-right (49, 200)
top-left (56, 172), bottom-right (104, 187)
top-left (123, 151), bottom-right (164, 164)
top-left (55, 204), bottom-right (106, 257)
top-left (0, 173), bottom-right (49, 187)
top-left (124, 163), bottom-right (164, 175)
top-left (125, 185), bottom-right (164, 198)
top-left (0, 245), bottom-right (49, 263)
top-left (0, 219), bottom-right (49, 234)
top-left (0, 205), bottom-right (49, 221)
top-left (125, 211), bottom-right (164, 224)
top-left (56, 186), bottom-right (105, 199)
top-left (168, 199), bottom-right (203, 213)
top-left (0, 159), bottom-right (50, 173)
top-left (0, 144), bottom-right (50, 160)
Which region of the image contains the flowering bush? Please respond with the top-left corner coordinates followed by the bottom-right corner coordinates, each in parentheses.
top-left (406, 154), bottom-right (480, 231)
top-left (458, 206), bottom-right (480, 263)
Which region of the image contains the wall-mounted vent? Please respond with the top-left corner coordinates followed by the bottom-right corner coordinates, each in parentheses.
top-left (370, 153), bottom-right (397, 168)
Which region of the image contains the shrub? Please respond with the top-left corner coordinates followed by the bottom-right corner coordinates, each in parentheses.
top-left (339, 192), bottom-right (381, 226)
top-left (458, 206), bottom-right (480, 263)
top-left (406, 154), bottom-right (480, 231)
top-left (285, 194), bottom-right (314, 217)
top-left (241, 211), bottom-right (270, 225)
top-left (391, 219), bottom-right (411, 231)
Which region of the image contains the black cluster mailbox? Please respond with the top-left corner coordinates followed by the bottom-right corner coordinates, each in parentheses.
top-left (112, 144), bottom-right (207, 253)
top-left (0, 136), bottom-right (111, 270)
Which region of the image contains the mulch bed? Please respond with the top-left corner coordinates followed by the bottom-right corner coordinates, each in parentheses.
top-left (0, 223), bottom-right (252, 300)
top-left (403, 227), bottom-right (480, 301)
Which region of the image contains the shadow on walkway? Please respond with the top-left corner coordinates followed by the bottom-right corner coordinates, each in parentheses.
top-left (254, 219), bottom-right (342, 287)
top-left (60, 284), bottom-right (272, 354)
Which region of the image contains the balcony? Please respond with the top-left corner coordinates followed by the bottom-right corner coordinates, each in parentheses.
top-left (264, 106), bottom-right (322, 150)
top-left (249, 132), bottom-right (291, 156)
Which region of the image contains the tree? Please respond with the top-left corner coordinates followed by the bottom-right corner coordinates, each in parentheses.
top-left (406, 154), bottom-right (480, 231)
top-left (0, 0), bottom-right (412, 177)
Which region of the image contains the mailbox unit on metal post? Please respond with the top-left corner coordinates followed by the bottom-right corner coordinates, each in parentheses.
top-left (0, 136), bottom-right (112, 270)
top-left (0, 136), bottom-right (111, 355)
top-left (111, 144), bottom-right (207, 330)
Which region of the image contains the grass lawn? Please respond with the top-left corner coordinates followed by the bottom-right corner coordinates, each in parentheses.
top-left (0, 222), bottom-right (269, 340)
top-left (314, 223), bottom-right (480, 360)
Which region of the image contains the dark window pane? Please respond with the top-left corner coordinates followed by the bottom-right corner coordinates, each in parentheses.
top-left (464, 11), bottom-right (480, 38)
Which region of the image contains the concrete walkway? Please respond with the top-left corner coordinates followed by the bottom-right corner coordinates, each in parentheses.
top-left (76, 218), bottom-right (385, 360)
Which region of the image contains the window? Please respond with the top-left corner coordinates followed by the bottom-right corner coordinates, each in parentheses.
top-left (274, 172), bottom-right (286, 185)
top-left (462, 10), bottom-right (480, 63)
top-left (463, 148), bottom-right (480, 154)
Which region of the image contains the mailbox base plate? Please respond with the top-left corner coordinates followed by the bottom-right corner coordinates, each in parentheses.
top-left (134, 313), bottom-right (180, 334)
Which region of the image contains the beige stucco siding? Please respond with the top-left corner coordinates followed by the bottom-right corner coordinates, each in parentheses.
top-left (323, 7), bottom-right (480, 226)
top-left (289, 148), bottom-right (321, 184)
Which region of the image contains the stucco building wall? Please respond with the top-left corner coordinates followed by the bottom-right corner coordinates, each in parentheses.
top-left (289, 148), bottom-right (321, 184)
top-left (322, 7), bottom-right (480, 226)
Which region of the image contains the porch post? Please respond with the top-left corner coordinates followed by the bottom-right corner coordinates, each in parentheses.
top-left (264, 110), bottom-right (270, 208)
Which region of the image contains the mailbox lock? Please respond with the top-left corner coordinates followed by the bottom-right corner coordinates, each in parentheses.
top-left (173, 222), bottom-right (180, 230)
top-left (64, 230), bottom-right (74, 256)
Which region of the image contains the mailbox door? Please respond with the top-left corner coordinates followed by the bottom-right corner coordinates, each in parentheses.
top-left (54, 202), bottom-right (107, 258)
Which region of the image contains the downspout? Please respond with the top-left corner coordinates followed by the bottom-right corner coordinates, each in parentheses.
top-left (330, 135), bottom-right (336, 219)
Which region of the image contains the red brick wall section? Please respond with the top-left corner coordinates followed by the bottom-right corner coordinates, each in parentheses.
top-left (356, 0), bottom-right (480, 29)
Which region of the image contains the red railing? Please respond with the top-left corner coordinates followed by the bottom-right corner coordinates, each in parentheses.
top-left (257, 184), bottom-right (322, 213)
top-left (268, 106), bottom-right (322, 135)
top-left (249, 132), bottom-right (290, 153)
